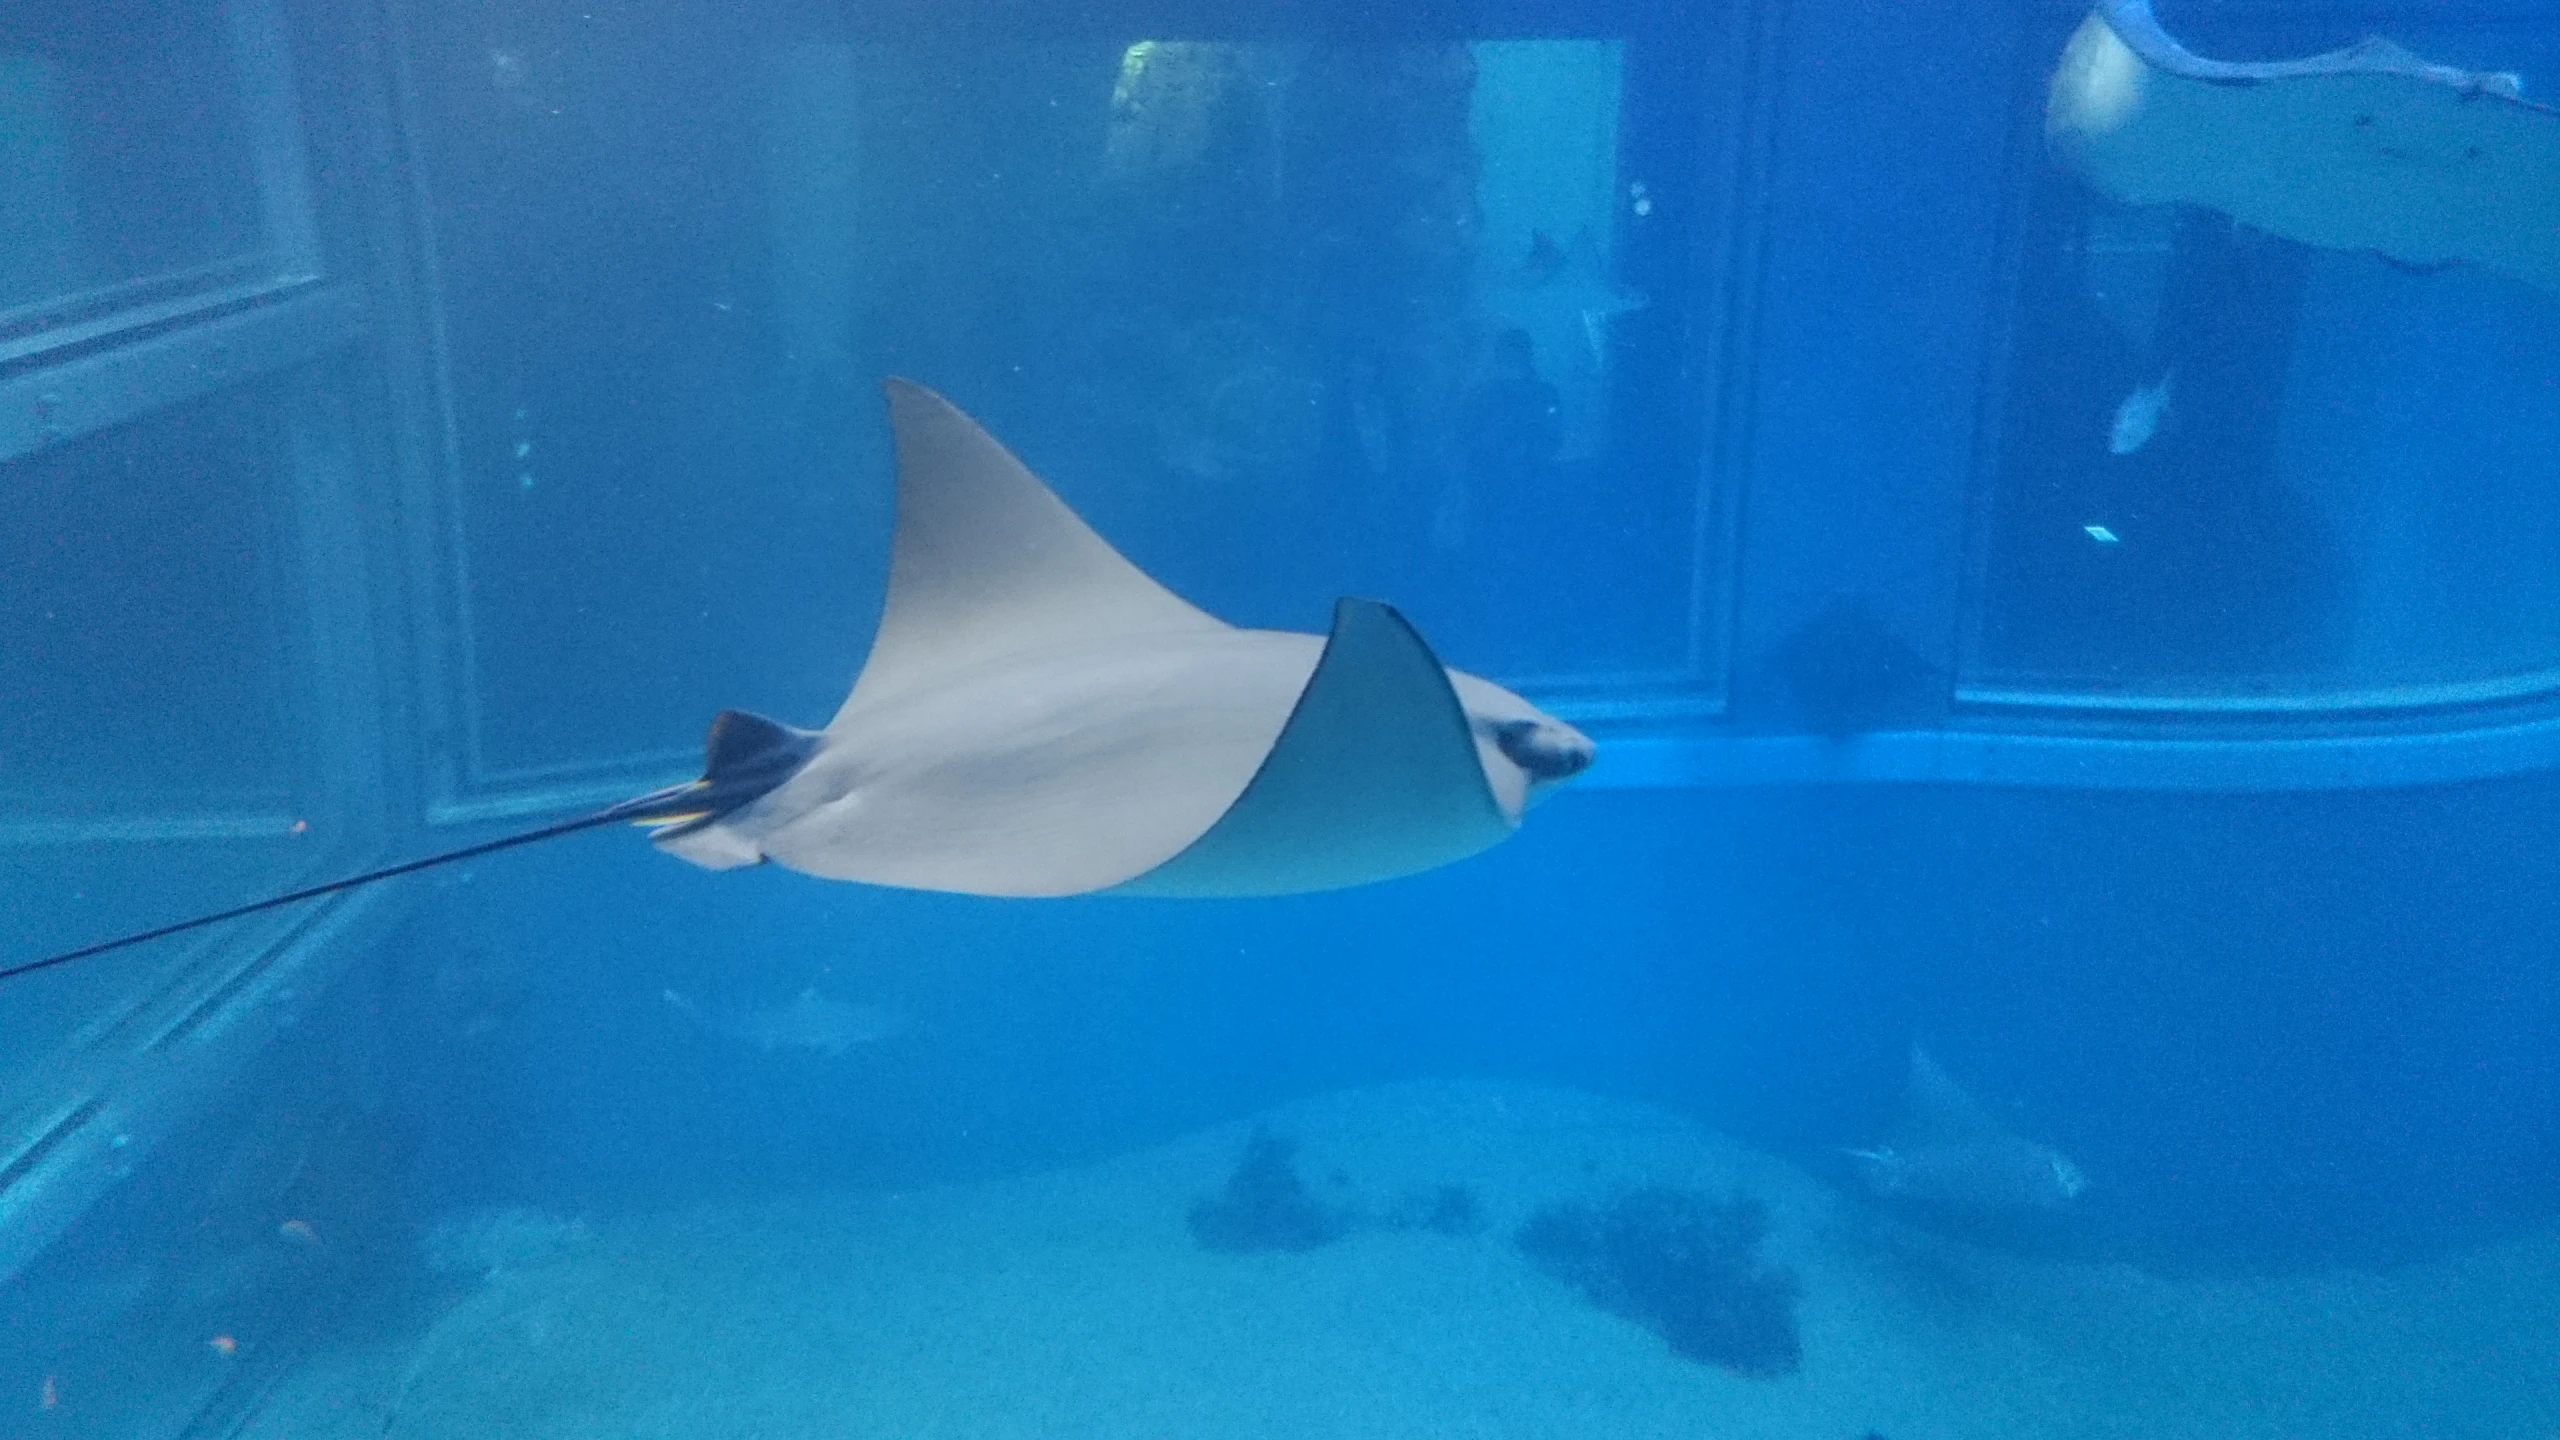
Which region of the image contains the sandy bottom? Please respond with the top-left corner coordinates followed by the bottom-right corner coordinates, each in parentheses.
top-left (254, 1080), bottom-right (2560, 1440)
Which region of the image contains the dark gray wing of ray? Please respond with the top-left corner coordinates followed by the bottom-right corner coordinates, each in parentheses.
top-left (1113, 598), bottom-right (1513, 898)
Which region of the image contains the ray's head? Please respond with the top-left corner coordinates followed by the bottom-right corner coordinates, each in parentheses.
top-left (1449, 673), bottom-right (1593, 816)
top-left (1491, 715), bottom-right (1594, 788)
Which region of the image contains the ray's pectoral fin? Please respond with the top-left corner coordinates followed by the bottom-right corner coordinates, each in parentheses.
top-left (632, 708), bottom-right (822, 870)
top-left (1897, 1045), bottom-right (2008, 1146)
top-left (1114, 598), bottom-right (1515, 899)
top-left (2048, 1), bottom-right (2560, 298)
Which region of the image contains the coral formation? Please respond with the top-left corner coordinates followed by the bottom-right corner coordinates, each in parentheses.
top-left (1187, 1127), bottom-right (1351, 1253)
top-left (1515, 1187), bottom-right (1802, 1377)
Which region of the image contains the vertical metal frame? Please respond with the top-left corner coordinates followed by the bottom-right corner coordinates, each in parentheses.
top-left (1523, 0), bottom-right (1779, 731)
top-left (1944, 0), bottom-right (2091, 717)
top-left (225, 0), bottom-right (325, 283)
top-left (369, 0), bottom-right (711, 828)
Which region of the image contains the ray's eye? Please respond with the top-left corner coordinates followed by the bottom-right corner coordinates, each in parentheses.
top-left (1492, 718), bottom-right (1592, 780)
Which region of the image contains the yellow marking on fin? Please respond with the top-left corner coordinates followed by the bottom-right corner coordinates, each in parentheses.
top-left (632, 812), bottom-right (710, 829)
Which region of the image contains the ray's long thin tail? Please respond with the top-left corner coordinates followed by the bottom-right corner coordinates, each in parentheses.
top-left (0, 782), bottom-right (709, 988)
top-left (2, 708), bottom-right (823, 988)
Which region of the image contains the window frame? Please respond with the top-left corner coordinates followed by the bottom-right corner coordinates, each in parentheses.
top-left (393, 0), bottom-right (1779, 825)
top-left (0, 0), bottom-right (422, 1347)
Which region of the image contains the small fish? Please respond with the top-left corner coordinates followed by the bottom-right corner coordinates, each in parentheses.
top-left (208, 1335), bottom-right (238, 1357)
top-left (663, 987), bottom-right (909, 1058)
top-left (40, 1375), bottom-right (58, 1409)
top-left (2109, 369), bottom-right (2174, 455)
top-left (277, 1218), bottom-right (321, 1247)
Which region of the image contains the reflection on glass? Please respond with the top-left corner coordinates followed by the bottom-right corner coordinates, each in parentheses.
top-left (768, 34), bottom-right (1685, 688)
top-left (0, 0), bottom-right (266, 327)
top-left (429, 32), bottom-right (1699, 787)
top-left (1970, 22), bottom-right (2560, 705)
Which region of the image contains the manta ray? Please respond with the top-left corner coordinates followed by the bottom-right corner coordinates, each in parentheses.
top-left (637, 380), bottom-right (1594, 897)
top-left (1845, 1045), bottom-right (2088, 1213)
top-left (2048, 0), bottom-right (2560, 299)
top-left (7, 381), bottom-right (1592, 983)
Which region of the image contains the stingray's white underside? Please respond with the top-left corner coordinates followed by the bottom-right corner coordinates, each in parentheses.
top-left (653, 381), bottom-right (1583, 899)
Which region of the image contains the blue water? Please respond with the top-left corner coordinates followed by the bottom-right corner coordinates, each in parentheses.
top-left (8, 0), bottom-right (2560, 1433)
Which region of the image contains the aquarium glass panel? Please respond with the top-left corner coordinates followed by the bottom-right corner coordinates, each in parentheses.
top-left (1965, 14), bottom-right (2560, 708)
top-left (0, 391), bottom-right (297, 803)
top-left (0, 0), bottom-right (271, 332)
top-left (412, 19), bottom-right (1716, 794)
top-left (0, 383), bottom-right (310, 1102)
